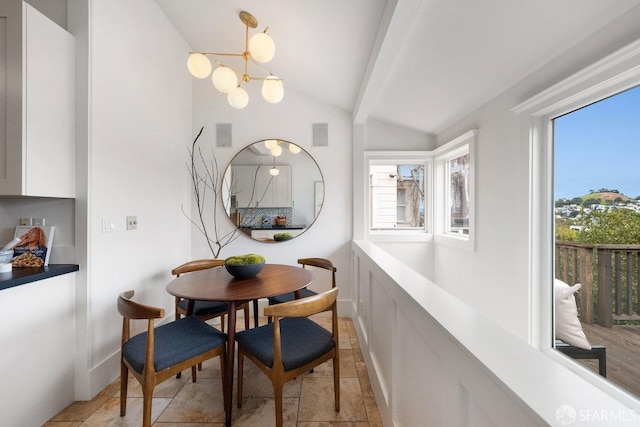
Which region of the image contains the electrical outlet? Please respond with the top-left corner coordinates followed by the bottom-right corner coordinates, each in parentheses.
top-left (126, 216), bottom-right (138, 231)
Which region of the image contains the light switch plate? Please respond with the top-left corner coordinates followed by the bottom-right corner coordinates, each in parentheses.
top-left (102, 217), bottom-right (116, 233)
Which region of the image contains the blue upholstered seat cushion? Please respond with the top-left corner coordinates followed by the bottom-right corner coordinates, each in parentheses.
top-left (268, 288), bottom-right (317, 305)
top-left (178, 299), bottom-right (228, 316)
top-left (235, 317), bottom-right (335, 371)
top-left (122, 315), bottom-right (226, 374)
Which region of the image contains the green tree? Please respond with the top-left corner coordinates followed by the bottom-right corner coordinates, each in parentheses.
top-left (576, 209), bottom-right (640, 244)
top-left (582, 197), bottom-right (601, 207)
top-left (555, 221), bottom-right (578, 241)
top-left (570, 197), bottom-right (583, 205)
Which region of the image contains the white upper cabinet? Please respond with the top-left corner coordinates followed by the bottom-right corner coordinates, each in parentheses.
top-left (233, 165), bottom-right (292, 208)
top-left (0, 1), bottom-right (75, 197)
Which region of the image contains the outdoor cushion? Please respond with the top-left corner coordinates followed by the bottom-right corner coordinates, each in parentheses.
top-left (235, 317), bottom-right (335, 371)
top-left (554, 279), bottom-right (592, 350)
top-left (123, 315), bottom-right (227, 373)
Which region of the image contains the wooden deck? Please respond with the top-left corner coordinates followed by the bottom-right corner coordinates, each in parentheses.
top-left (570, 323), bottom-right (640, 397)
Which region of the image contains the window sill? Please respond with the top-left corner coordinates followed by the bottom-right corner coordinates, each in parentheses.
top-left (367, 231), bottom-right (432, 243)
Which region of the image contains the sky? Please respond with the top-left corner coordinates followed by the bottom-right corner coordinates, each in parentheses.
top-left (554, 84), bottom-right (640, 200)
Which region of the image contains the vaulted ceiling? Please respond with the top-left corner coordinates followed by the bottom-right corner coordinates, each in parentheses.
top-left (155, 0), bottom-right (638, 135)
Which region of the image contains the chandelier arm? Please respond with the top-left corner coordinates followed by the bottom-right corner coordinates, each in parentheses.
top-left (214, 60), bottom-right (242, 76)
top-left (190, 52), bottom-right (244, 58)
top-left (244, 23), bottom-right (250, 78)
top-left (247, 57), bottom-right (280, 79)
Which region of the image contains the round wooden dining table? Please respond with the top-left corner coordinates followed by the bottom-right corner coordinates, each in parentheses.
top-left (166, 263), bottom-right (314, 426)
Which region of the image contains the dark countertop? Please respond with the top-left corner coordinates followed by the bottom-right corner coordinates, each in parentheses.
top-left (244, 224), bottom-right (306, 230)
top-left (0, 264), bottom-right (80, 291)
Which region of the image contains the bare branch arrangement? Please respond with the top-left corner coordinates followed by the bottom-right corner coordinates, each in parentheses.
top-left (182, 126), bottom-right (244, 259)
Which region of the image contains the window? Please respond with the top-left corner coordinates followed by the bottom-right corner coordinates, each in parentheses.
top-left (366, 152), bottom-right (430, 242)
top-left (446, 152), bottom-right (470, 235)
top-left (434, 131), bottom-right (477, 248)
top-left (513, 37), bottom-right (640, 399)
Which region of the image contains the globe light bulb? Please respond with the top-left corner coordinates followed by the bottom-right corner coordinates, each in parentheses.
top-left (250, 32), bottom-right (276, 63)
top-left (264, 140), bottom-right (278, 150)
top-left (289, 143), bottom-right (301, 154)
top-left (212, 66), bottom-right (238, 94)
top-left (270, 145), bottom-right (283, 157)
top-left (227, 86), bottom-right (249, 109)
top-left (270, 167), bottom-right (280, 176)
top-left (187, 53), bottom-right (212, 78)
top-left (262, 76), bottom-right (284, 104)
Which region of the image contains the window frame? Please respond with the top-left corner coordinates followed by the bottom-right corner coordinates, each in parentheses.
top-left (434, 130), bottom-right (477, 251)
top-left (513, 37), bottom-right (640, 402)
top-left (364, 151), bottom-right (431, 243)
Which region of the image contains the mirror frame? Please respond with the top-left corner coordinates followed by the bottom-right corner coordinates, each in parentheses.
top-left (222, 139), bottom-right (325, 242)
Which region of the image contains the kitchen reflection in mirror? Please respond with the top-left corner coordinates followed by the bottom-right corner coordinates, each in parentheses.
top-left (222, 140), bottom-right (324, 242)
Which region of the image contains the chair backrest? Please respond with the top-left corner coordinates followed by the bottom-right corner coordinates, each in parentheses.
top-left (297, 257), bottom-right (336, 288)
top-left (264, 287), bottom-right (338, 319)
top-left (117, 290), bottom-right (163, 349)
top-left (171, 259), bottom-right (225, 277)
top-left (117, 290), bottom-right (164, 320)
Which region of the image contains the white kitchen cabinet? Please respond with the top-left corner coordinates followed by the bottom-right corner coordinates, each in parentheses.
top-left (0, 1), bottom-right (75, 197)
top-left (233, 165), bottom-right (292, 208)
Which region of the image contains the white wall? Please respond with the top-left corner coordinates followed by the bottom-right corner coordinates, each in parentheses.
top-left (74, 0), bottom-right (193, 398)
top-left (189, 81), bottom-right (353, 307)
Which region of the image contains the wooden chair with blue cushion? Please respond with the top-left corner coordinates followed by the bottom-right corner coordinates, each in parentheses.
top-left (117, 290), bottom-right (227, 427)
top-left (236, 287), bottom-right (339, 427)
top-left (268, 257), bottom-right (336, 305)
top-left (172, 259), bottom-right (250, 331)
top-left (172, 259), bottom-right (249, 376)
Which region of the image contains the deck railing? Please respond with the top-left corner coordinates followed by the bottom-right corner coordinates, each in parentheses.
top-left (556, 240), bottom-right (640, 327)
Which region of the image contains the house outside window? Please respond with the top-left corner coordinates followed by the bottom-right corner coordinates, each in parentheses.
top-left (447, 153), bottom-right (470, 235)
top-left (369, 164), bottom-right (425, 230)
top-left (365, 152), bottom-right (430, 242)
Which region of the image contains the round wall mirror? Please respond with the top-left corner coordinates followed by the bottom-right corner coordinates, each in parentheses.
top-left (222, 140), bottom-right (324, 242)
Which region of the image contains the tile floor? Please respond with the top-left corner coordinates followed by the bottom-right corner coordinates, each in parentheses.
top-left (45, 317), bottom-right (382, 426)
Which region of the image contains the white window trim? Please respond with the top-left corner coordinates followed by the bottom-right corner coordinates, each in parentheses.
top-left (513, 37), bottom-right (640, 407)
top-left (364, 151), bottom-right (431, 243)
top-left (434, 130), bottom-right (477, 251)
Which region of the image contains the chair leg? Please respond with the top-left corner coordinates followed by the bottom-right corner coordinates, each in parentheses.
top-left (220, 353), bottom-right (227, 410)
top-left (237, 351), bottom-right (244, 408)
top-left (119, 361), bottom-right (128, 416)
top-left (142, 383), bottom-right (155, 427)
top-left (192, 365), bottom-right (198, 382)
top-left (221, 314), bottom-right (226, 332)
top-left (274, 382), bottom-right (284, 427)
top-left (244, 305), bottom-right (250, 329)
top-left (333, 354), bottom-right (340, 412)
top-left (198, 362), bottom-right (203, 371)
top-left (253, 299), bottom-right (259, 327)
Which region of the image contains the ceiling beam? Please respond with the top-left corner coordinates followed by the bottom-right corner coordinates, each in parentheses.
top-left (353, 0), bottom-right (424, 125)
